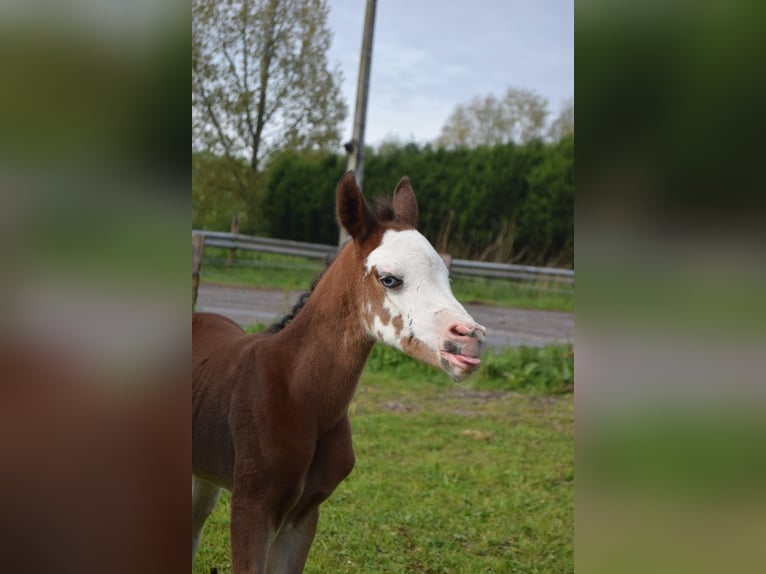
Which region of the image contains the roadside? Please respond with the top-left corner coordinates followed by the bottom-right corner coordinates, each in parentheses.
top-left (195, 282), bottom-right (573, 350)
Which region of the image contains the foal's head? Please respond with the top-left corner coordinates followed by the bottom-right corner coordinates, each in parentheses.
top-left (337, 171), bottom-right (486, 382)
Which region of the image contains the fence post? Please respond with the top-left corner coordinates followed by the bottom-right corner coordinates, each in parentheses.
top-left (226, 213), bottom-right (240, 267)
top-left (192, 233), bottom-right (205, 309)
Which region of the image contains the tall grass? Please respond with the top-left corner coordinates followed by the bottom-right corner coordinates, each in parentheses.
top-left (364, 342), bottom-right (574, 395)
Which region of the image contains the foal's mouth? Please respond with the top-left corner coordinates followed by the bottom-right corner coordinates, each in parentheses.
top-left (439, 339), bottom-right (482, 379)
top-left (439, 349), bottom-right (481, 371)
top-left (439, 341), bottom-right (481, 376)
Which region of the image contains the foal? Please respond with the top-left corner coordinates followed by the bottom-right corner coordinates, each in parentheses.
top-left (192, 172), bottom-right (486, 573)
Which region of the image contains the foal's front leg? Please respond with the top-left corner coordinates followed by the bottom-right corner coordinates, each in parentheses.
top-left (192, 476), bottom-right (221, 566)
top-left (265, 415), bottom-right (356, 573)
top-left (230, 458), bottom-right (309, 574)
top-left (265, 507), bottom-right (320, 574)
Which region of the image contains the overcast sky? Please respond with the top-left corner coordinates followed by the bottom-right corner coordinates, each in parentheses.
top-left (326, 0), bottom-right (573, 147)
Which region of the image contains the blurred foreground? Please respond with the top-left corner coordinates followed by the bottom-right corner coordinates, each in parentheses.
top-left (577, 1), bottom-right (766, 572)
top-left (0, 2), bottom-right (189, 571)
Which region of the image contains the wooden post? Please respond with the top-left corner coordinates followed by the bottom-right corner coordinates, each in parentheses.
top-left (192, 233), bottom-right (205, 309)
top-left (226, 213), bottom-right (240, 267)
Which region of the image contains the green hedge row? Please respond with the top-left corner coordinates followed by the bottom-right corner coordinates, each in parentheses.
top-left (193, 136), bottom-right (573, 266)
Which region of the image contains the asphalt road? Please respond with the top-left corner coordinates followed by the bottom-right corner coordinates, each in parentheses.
top-left (195, 282), bottom-right (573, 350)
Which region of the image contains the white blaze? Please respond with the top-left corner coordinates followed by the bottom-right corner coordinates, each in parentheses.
top-left (364, 229), bottom-right (474, 357)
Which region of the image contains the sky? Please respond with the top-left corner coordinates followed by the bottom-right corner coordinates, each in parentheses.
top-left (326, 0), bottom-right (574, 147)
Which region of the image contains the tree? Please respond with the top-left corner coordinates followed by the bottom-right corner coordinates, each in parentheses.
top-left (548, 98), bottom-right (574, 141)
top-left (254, 138), bottom-right (573, 265)
top-left (192, 151), bottom-right (249, 230)
top-left (259, 151), bottom-right (345, 243)
top-left (192, 0), bottom-right (347, 224)
top-left (436, 87), bottom-right (550, 149)
top-left (503, 87), bottom-right (549, 144)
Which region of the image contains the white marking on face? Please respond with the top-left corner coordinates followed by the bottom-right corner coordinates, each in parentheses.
top-left (368, 315), bottom-right (401, 349)
top-left (364, 229), bottom-right (475, 364)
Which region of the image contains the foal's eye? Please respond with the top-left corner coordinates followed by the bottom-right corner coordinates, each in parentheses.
top-left (379, 275), bottom-right (403, 289)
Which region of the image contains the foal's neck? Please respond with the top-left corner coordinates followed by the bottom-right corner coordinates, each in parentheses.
top-left (273, 243), bottom-right (374, 431)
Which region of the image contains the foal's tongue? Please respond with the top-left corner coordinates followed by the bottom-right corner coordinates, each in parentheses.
top-left (454, 354), bottom-right (480, 366)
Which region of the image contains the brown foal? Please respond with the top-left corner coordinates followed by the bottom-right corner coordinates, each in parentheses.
top-left (192, 172), bottom-right (486, 573)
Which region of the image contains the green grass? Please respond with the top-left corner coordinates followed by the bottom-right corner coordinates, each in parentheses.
top-left (450, 275), bottom-right (574, 312)
top-left (579, 408), bottom-right (766, 574)
top-left (199, 248), bottom-right (574, 312)
top-left (200, 250), bottom-right (325, 291)
top-left (363, 343), bottom-right (574, 395)
top-left (193, 343), bottom-right (574, 573)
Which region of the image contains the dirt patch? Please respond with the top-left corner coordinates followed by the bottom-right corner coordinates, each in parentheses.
top-left (384, 401), bottom-right (417, 413)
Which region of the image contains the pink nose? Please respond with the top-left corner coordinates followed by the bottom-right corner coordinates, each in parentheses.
top-left (445, 322), bottom-right (486, 356)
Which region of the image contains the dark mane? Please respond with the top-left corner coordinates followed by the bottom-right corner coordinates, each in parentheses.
top-left (266, 254), bottom-right (335, 334)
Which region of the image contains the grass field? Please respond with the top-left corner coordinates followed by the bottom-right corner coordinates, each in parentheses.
top-left (193, 344), bottom-right (574, 573)
top-left (199, 248), bottom-right (574, 312)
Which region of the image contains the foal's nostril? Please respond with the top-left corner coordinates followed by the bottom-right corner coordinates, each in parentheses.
top-left (448, 322), bottom-right (471, 338)
top-left (449, 322), bottom-right (486, 341)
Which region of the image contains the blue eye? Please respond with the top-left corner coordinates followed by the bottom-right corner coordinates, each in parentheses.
top-left (379, 275), bottom-right (403, 289)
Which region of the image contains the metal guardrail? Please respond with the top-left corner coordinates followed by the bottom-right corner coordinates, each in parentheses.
top-left (193, 230), bottom-right (574, 284)
top-left (197, 230), bottom-right (336, 260)
top-left (450, 258), bottom-right (573, 282)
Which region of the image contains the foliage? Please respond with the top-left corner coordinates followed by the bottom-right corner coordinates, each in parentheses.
top-left (192, 151), bottom-right (249, 230)
top-left (361, 137), bottom-right (574, 265)
top-left (194, 135), bottom-right (574, 265)
top-left (436, 86), bottom-right (550, 149)
top-left (476, 344), bottom-right (574, 394)
top-left (516, 134), bottom-right (575, 264)
top-left (548, 97), bottom-right (574, 141)
top-left (364, 343), bottom-right (574, 395)
top-left (192, 0), bottom-right (347, 228)
top-left (257, 151), bottom-right (346, 242)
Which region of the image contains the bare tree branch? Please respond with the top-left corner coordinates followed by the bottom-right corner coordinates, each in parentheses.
top-left (436, 86), bottom-right (553, 149)
top-left (192, 54), bottom-right (247, 193)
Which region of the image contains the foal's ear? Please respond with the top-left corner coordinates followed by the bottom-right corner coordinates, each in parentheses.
top-left (337, 171), bottom-right (376, 241)
top-left (393, 176), bottom-right (419, 228)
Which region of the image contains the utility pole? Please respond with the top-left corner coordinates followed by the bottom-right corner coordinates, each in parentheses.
top-left (339, 0), bottom-right (377, 246)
